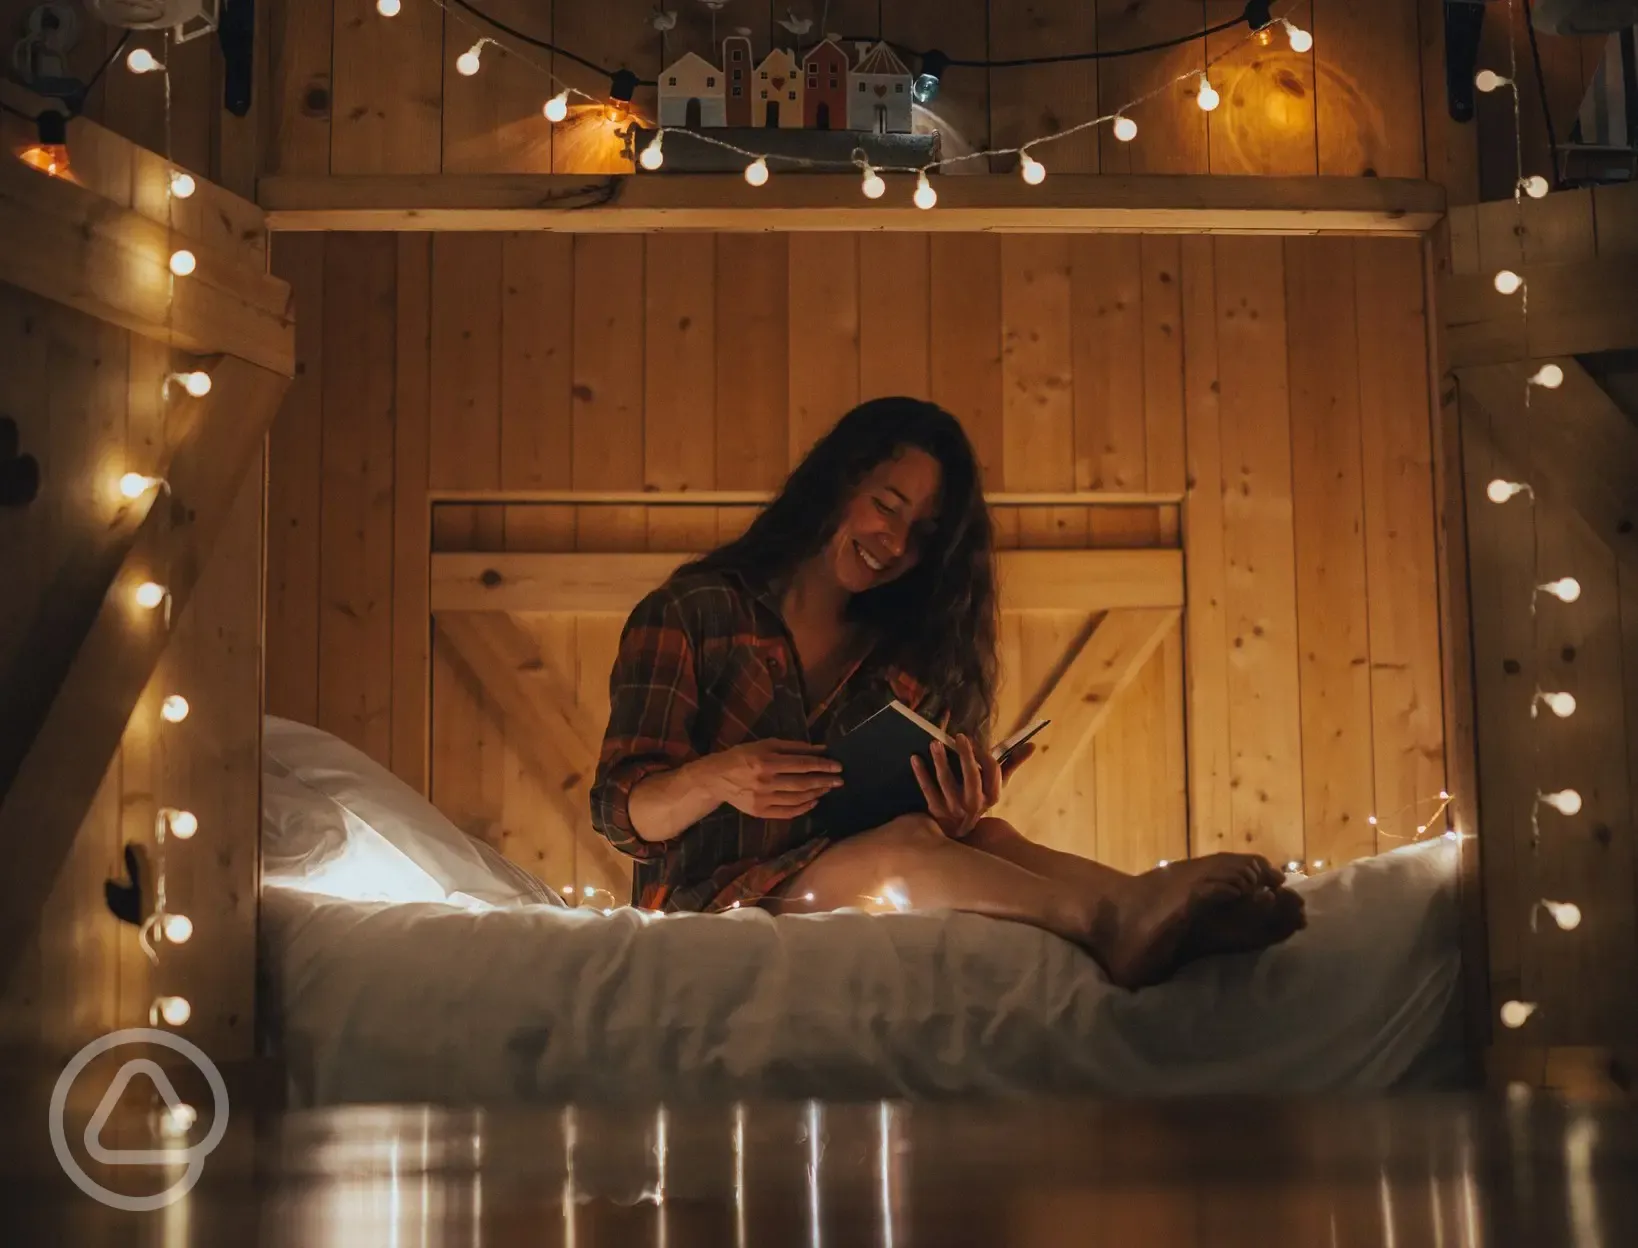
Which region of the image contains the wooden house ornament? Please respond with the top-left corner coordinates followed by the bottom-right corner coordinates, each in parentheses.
top-left (658, 50), bottom-right (726, 128)
top-left (802, 36), bottom-right (850, 129)
top-left (848, 41), bottom-right (913, 134)
top-left (753, 47), bottom-right (803, 128)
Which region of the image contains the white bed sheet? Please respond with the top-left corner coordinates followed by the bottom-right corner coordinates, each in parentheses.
top-left (262, 838), bottom-right (1465, 1106)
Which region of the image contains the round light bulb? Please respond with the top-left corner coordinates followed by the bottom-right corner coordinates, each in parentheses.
top-left (119, 472), bottom-right (158, 499)
top-left (1529, 363), bottom-right (1563, 389)
top-left (174, 370), bottom-right (212, 397)
top-left (1197, 76), bottom-right (1220, 112)
top-left (1019, 153), bottom-right (1046, 185)
top-left (582, 885), bottom-right (595, 897)
top-left (160, 694), bottom-right (190, 723)
top-left (156, 995), bottom-right (191, 1027)
top-left (376, 0), bottom-right (401, 14)
top-left (1312, 859), bottom-right (1326, 870)
top-left (158, 1102), bottom-right (198, 1137)
top-left (1475, 70), bottom-right (1508, 94)
top-left (860, 166), bottom-right (885, 199)
top-left (1367, 815), bottom-right (1378, 826)
top-left (1541, 788), bottom-right (1582, 816)
top-left (1540, 691), bottom-right (1577, 718)
top-left (168, 809), bottom-right (198, 839)
top-left (1542, 900), bottom-right (1582, 931)
top-left (639, 133), bottom-right (665, 170)
top-left (169, 170), bottom-right (196, 199)
top-left (1286, 860), bottom-right (1301, 871)
top-left (127, 48), bottom-right (162, 74)
top-left (1486, 478), bottom-right (1526, 504)
top-left (1493, 269), bottom-right (1522, 295)
top-left (169, 249), bottom-right (197, 277)
top-left (913, 170), bottom-right (937, 210)
top-left (1540, 577), bottom-right (1581, 603)
top-left (456, 44), bottom-right (483, 77)
top-left (743, 157), bottom-right (769, 187)
top-left (162, 913), bottom-right (194, 943)
top-left (1499, 1000), bottom-right (1536, 1029)
top-left (1521, 174), bottom-right (1549, 199)
top-left (1284, 21), bottom-right (1313, 53)
top-left (134, 581), bottom-right (167, 609)
top-left (544, 91), bottom-right (570, 123)
top-left (1112, 115), bottom-right (1137, 143)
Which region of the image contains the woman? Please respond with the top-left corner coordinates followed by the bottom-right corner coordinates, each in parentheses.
top-left (590, 398), bottom-right (1304, 988)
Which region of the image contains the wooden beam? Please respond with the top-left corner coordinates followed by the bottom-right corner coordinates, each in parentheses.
top-left (1442, 254), bottom-right (1638, 366)
top-left (429, 549), bottom-right (1185, 616)
top-left (1456, 360), bottom-right (1638, 568)
top-left (258, 173), bottom-right (1445, 236)
top-left (0, 355), bottom-right (289, 992)
top-left (434, 613), bottom-right (627, 882)
top-left (429, 489), bottom-right (1183, 506)
top-left (997, 608), bottom-right (1180, 830)
top-left (0, 158), bottom-right (294, 376)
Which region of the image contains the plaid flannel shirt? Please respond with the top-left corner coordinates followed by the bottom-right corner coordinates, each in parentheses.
top-left (590, 568), bottom-right (935, 912)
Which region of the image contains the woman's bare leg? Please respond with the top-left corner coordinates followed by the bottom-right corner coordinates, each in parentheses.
top-left (772, 814), bottom-right (1280, 989)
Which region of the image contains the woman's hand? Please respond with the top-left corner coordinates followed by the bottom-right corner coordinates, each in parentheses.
top-left (912, 735), bottom-right (1035, 839)
top-left (703, 739), bottom-right (843, 819)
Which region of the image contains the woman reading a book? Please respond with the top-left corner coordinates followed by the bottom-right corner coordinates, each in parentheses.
top-left (590, 398), bottom-right (1304, 988)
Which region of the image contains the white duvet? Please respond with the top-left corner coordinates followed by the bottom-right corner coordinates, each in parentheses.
top-left (261, 838), bottom-right (1465, 1107)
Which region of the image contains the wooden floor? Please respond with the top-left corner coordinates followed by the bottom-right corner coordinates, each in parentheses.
top-left (4, 1093), bottom-right (1635, 1246)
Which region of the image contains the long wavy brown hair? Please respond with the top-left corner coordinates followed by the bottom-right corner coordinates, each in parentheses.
top-left (685, 397), bottom-right (999, 736)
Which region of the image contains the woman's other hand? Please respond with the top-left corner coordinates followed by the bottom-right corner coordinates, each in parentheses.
top-left (704, 739), bottom-right (843, 819)
top-left (912, 735), bottom-right (1034, 839)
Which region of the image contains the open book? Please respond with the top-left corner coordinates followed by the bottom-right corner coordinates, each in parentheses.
top-left (813, 701), bottom-right (1048, 838)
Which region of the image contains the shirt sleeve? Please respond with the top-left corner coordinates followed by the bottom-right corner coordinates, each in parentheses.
top-left (590, 587), bottom-right (701, 860)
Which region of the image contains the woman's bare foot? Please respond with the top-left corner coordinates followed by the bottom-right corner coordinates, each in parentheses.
top-left (1178, 885), bottom-right (1307, 964)
top-left (1081, 853), bottom-right (1282, 990)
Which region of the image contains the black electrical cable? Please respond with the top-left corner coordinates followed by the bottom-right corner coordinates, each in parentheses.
top-left (1518, 0), bottom-right (1562, 187)
top-left (944, 13), bottom-right (1249, 69)
top-left (0, 99), bottom-right (34, 122)
top-left (77, 31), bottom-right (132, 111)
top-left (447, 0), bottom-right (648, 82)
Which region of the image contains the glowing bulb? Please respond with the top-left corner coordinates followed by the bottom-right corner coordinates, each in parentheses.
top-left (860, 164), bottom-right (885, 199)
top-left (913, 170), bottom-right (937, 209)
top-left (1156, 859), bottom-right (1170, 869)
top-left (166, 809), bottom-right (198, 839)
top-left (743, 156), bottom-right (769, 187)
top-left (1440, 790), bottom-right (1450, 800)
top-left (168, 170), bottom-right (196, 199)
top-left (1196, 75), bottom-right (1220, 112)
top-left (134, 581), bottom-right (167, 609)
top-left (119, 472), bottom-right (158, 498)
top-left (126, 48), bottom-right (162, 74)
top-left (160, 694), bottom-right (190, 723)
top-left (162, 913), bottom-right (194, 943)
top-left (1019, 152), bottom-right (1046, 185)
top-left (376, 0), bottom-right (401, 13)
top-left (1312, 859), bottom-right (1326, 869)
top-left (1486, 478), bottom-right (1527, 504)
top-left (1540, 900), bottom-right (1581, 931)
top-left (803, 892), bottom-right (815, 902)
top-left (1520, 174), bottom-right (1549, 199)
top-left (582, 885), bottom-right (595, 897)
top-left (1539, 577), bottom-right (1580, 603)
top-left (1540, 788), bottom-right (1582, 816)
top-left (172, 370), bottom-right (212, 397)
top-left (1367, 815), bottom-right (1378, 826)
top-left (639, 132), bottom-right (665, 170)
top-left (156, 995), bottom-right (192, 1026)
top-left (1528, 363), bottom-right (1563, 389)
top-left (158, 1103), bottom-right (197, 1137)
top-left (1475, 70), bottom-right (1509, 94)
top-left (1416, 825), bottom-right (1427, 835)
top-left (1538, 690), bottom-right (1577, 718)
top-left (457, 42), bottom-right (484, 76)
top-left (1112, 114), bottom-right (1137, 143)
top-left (883, 883), bottom-right (910, 911)
top-left (169, 249), bottom-right (197, 277)
top-left (1499, 1000), bottom-right (1536, 1029)
top-left (1285, 860), bottom-right (1301, 871)
top-left (729, 900), bottom-right (742, 909)
top-left (544, 90), bottom-right (569, 122)
top-left (1493, 268), bottom-right (1522, 295)
top-left (1282, 20), bottom-right (1313, 53)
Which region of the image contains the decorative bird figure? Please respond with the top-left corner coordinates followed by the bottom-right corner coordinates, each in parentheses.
top-left (777, 8), bottom-right (812, 38)
top-left (652, 5), bottom-right (677, 32)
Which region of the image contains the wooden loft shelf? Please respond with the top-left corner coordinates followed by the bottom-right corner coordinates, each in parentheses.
top-left (257, 173), bottom-right (1445, 236)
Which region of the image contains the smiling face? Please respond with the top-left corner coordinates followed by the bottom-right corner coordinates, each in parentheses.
top-left (823, 447), bottom-right (943, 594)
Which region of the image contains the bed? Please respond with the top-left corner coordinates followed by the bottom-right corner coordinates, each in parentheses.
top-left (259, 718), bottom-right (1468, 1106)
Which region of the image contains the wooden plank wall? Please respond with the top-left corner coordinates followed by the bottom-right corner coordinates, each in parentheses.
top-left (265, 231), bottom-right (1446, 904)
top-left (0, 286), bottom-right (262, 1063)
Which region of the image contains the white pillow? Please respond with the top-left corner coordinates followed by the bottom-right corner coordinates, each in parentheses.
top-left (262, 717), bottom-right (562, 908)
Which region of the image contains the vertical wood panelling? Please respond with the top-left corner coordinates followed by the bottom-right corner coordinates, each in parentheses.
top-left (270, 0), bottom-right (335, 173)
top-left (931, 235), bottom-right (1004, 485)
top-left (644, 234), bottom-right (719, 551)
top-left (787, 234), bottom-right (861, 465)
top-left (1312, 0), bottom-right (1424, 178)
top-left (1214, 236), bottom-right (1304, 865)
top-left (858, 235), bottom-right (932, 400)
top-left (1000, 237), bottom-right (1075, 496)
top-left (1205, 1), bottom-right (1318, 176)
top-left (571, 235), bottom-right (647, 550)
top-left (392, 236), bottom-right (434, 791)
top-left (1070, 236), bottom-right (1147, 492)
top-left (332, 0), bottom-right (443, 173)
top-left (1286, 237), bottom-right (1376, 870)
top-left (989, 1), bottom-right (1100, 173)
top-left (1141, 236), bottom-right (1187, 495)
top-left (714, 235), bottom-right (789, 492)
top-left (318, 234), bottom-right (397, 765)
top-left (429, 233), bottom-right (505, 548)
top-left (1095, 0), bottom-right (1209, 174)
top-left (441, 0), bottom-right (551, 173)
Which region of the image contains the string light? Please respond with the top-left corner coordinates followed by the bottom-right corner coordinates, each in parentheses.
top-left (1112, 114), bottom-right (1137, 142)
top-left (1535, 900), bottom-right (1582, 931)
top-left (913, 170), bottom-right (937, 209)
top-left (120, 472), bottom-right (161, 499)
top-left (860, 163), bottom-right (885, 199)
top-left (639, 132), bottom-right (665, 170)
top-left (376, 0), bottom-right (401, 13)
top-left (165, 809), bottom-right (198, 839)
top-left (134, 581), bottom-right (167, 609)
top-left (1533, 690), bottom-right (1577, 719)
top-left (170, 370), bottom-right (212, 397)
top-left (1538, 577), bottom-right (1580, 603)
top-left (162, 913), bottom-right (194, 943)
top-left (544, 90), bottom-right (569, 123)
top-left (160, 694), bottom-right (190, 723)
top-left (126, 48), bottom-right (163, 74)
top-left (1196, 74), bottom-right (1220, 111)
top-left (1520, 174), bottom-right (1549, 199)
top-left (456, 40), bottom-right (486, 77)
top-left (1279, 18), bottom-right (1313, 53)
top-left (743, 156), bottom-right (769, 187)
top-left (1475, 69), bottom-right (1511, 93)
top-left (1492, 269), bottom-right (1523, 295)
top-left (168, 170), bottom-right (196, 199)
top-left (1486, 478), bottom-right (1531, 504)
top-left (1156, 859), bottom-right (1170, 868)
top-left (1539, 788), bottom-right (1582, 817)
top-left (153, 995), bottom-right (191, 1027)
top-left (1527, 363), bottom-right (1563, 389)
top-left (1018, 151), bottom-right (1046, 185)
top-left (169, 249), bottom-right (197, 277)
top-left (1285, 860), bottom-right (1302, 871)
top-left (158, 1103), bottom-right (197, 1138)
top-left (1311, 859), bottom-right (1326, 870)
top-left (1499, 1000), bottom-right (1536, 1029)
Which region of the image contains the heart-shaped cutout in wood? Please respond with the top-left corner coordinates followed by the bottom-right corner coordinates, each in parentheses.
top-left (771, 76), bottom-right (786, 89)
top-left (874, 83), bottom-right (887, 96)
